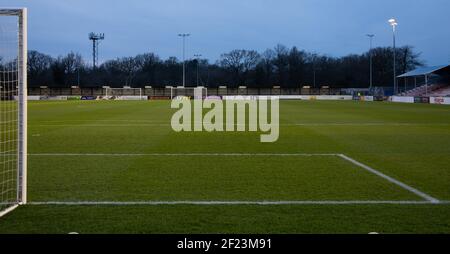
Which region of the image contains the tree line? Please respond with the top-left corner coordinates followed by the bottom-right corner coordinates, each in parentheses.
top-left (27, 44), bottom-right (424, 89)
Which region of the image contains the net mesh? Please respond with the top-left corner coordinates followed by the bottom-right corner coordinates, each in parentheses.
top-left (0, 14), bottom-right (19, 213)
top-left (105, 88), bottom-right (142, 96)
top-left (171, 87), bottom-right (208, 99)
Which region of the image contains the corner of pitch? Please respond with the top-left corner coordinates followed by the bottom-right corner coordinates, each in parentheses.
top-left (170, 96), bottom-right (279, 143)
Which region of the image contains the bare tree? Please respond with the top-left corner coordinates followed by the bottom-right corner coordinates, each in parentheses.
top-left (398, 46), bottom-right (424, 74)
top-left (135, 53), bottom-right (161, 85)
top-left (272, 44), bottom-right (289, 86)
top-left (219, 49), bottom-right (260, 86)
top-left (119, 57), bottom-right (141, 86)
top-left (61, 52), bottom-right (84, 75)
top-left (28, 50), bottom-right (53, 76)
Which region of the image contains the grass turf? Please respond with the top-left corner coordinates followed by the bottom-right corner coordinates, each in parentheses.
top-left (1, 100), bottom-right (450, 233)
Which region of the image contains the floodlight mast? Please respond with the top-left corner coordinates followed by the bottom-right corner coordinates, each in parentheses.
top-left (366, 34), bottom-right (375, 92)
top-left (388, 18), bottom-right (398, 94)
top-left (178, 33), bottom-right (190, 87)
top-left (89, 32), bottom-right (105, 69)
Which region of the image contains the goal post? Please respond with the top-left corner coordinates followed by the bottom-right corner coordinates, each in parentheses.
top-left (170, 86), bottom-right (208, 100)
top-left (0, 8), bottom-right (27, 217)
top-left (104, 87), bottom-right (144, 100)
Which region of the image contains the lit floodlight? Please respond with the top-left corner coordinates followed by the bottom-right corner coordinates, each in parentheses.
top-left (388, 18), bottom-right (398, 26)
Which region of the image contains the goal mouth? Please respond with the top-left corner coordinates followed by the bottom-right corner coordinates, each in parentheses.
top-left (102, 87), bottom-right (145, 100)
top-left (0, 8), bottom-right (27, 217)
top-left (170, 87), bottom-right (208, 100)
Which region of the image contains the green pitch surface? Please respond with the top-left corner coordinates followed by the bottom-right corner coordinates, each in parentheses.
top-left (1, 100), bottom-right (450, 233)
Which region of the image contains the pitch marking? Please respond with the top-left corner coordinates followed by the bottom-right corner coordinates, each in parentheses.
top-left (30, 122), bottom-right (450, 127)
top-left (0, 204), bottom-right (18, 218)
top-left (28, 200), bottom-right (449, 206)
top-left (29, 153), bottom-right (339, 157)
top-left (27, 153), bottom-right (441, 204)
top-left (338, 154), bottom-right (440, 203)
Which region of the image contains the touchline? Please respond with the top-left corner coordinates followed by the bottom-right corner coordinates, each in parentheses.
top-left (170, 97), bottom-right (280, 143)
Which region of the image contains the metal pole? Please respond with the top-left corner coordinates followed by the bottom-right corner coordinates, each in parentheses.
top-left (404, 77), bottom-right (407, 92)
top-left (182, 36), bottom-right (185, 87)
top-left (92, 40), bottom-right (96, 69)
top-left (178, 34), bottom-right (190, 88)
top-left (370, 37), bottom-right (373, 90)
top-left (367, 34), bottom-right (375, 92)
top-left (312, 54), bottom-right (316, 89)
top-left (393, 27), bottom-right (396, 94)
top-left (389, 19), bottom-right (398, 95)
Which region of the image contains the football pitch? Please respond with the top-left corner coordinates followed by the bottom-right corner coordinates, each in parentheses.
top-left (1, 100), bottom-right (450, 233)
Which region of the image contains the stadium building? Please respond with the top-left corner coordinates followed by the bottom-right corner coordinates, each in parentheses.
top-left (398, 64), bottom-right (450, 97)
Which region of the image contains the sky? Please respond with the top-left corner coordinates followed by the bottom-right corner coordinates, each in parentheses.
top-left (2, 0), bottom-right (450, 66)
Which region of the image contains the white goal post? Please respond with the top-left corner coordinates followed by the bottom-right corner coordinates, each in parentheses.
top-left (0, 8), bottom-right (27, 218)
top-left (170, 86), bottom-right (208, 100)
top-left (104, 87), bottom-right (144, 100)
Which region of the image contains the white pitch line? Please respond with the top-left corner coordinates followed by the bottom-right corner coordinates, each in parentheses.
top-left (26, 153), bottom-right (443, 204)
top-left (27, 200), bottom-right (450, 206)
top-left (30, 123), bottom-right (450, 127)
top-left (338, 154), bottom-right (440, 203)
top-left (28, 153), bottom-right (340, 157)
top-left (0, 204), bottom-right (18, 218)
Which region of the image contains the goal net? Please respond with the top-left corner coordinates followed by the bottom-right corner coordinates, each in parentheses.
top-left (0, 8), bottom-right (27, 217)
top-left (104, 87), bottom-right (144, 100)
top-left (170, 87), bottom-right (208, 100)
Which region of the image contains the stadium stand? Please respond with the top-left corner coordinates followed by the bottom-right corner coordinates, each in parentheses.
top-left (428, 85), bottom-right (450, 97)
top-left (398, 64), bottom-right (450, 97)
top-left (402, 84), bottom-right (444, 97)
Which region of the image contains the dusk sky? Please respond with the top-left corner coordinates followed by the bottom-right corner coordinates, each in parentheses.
top-left (3, 0), bottom-right (450, 66)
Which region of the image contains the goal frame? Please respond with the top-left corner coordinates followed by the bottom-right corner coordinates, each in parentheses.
top-left (170, 86), bottom-right (208, 100)
top-left (0, 8), bottom-right (27, 217)
top-left (104, 87), bottom-right (144, 100)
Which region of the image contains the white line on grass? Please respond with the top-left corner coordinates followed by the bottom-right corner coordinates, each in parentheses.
top-left (30, 123), bottom-right (450, 127)
top-left (338, 154), bottom-right (440, 203)
top-left (27, 153), bottom-right (442, 205)
top-left (28, 153), bottom-right (339, 157)
top-left (0, 204), bottom-right (19, 218)
top-left (28, 200), bottom-right (450, 206)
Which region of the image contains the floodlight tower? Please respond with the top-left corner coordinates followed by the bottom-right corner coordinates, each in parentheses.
top-left (388, 18), bottom-right (398, 94)
top-left (178, 33), bottom-right (190, 87)
top-left (89, 32), bottom-right (105, 69)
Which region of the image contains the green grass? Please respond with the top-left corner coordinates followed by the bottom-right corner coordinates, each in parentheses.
top-left (28, 155), bottom-right (418, 201)
top-left (1, 100), bottom-right (450, 233)
top-left (2, 205), bottom-right (450, 234)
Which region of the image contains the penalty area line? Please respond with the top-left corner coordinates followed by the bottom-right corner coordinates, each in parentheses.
top-left (28, 153), bottom-right (341, 157)
top-left (27, 200), bottom-right (450, 206)
top-left (338, 154), bottom-right (440, 204)
top-left (25, 153), bottom-right (442, 204)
